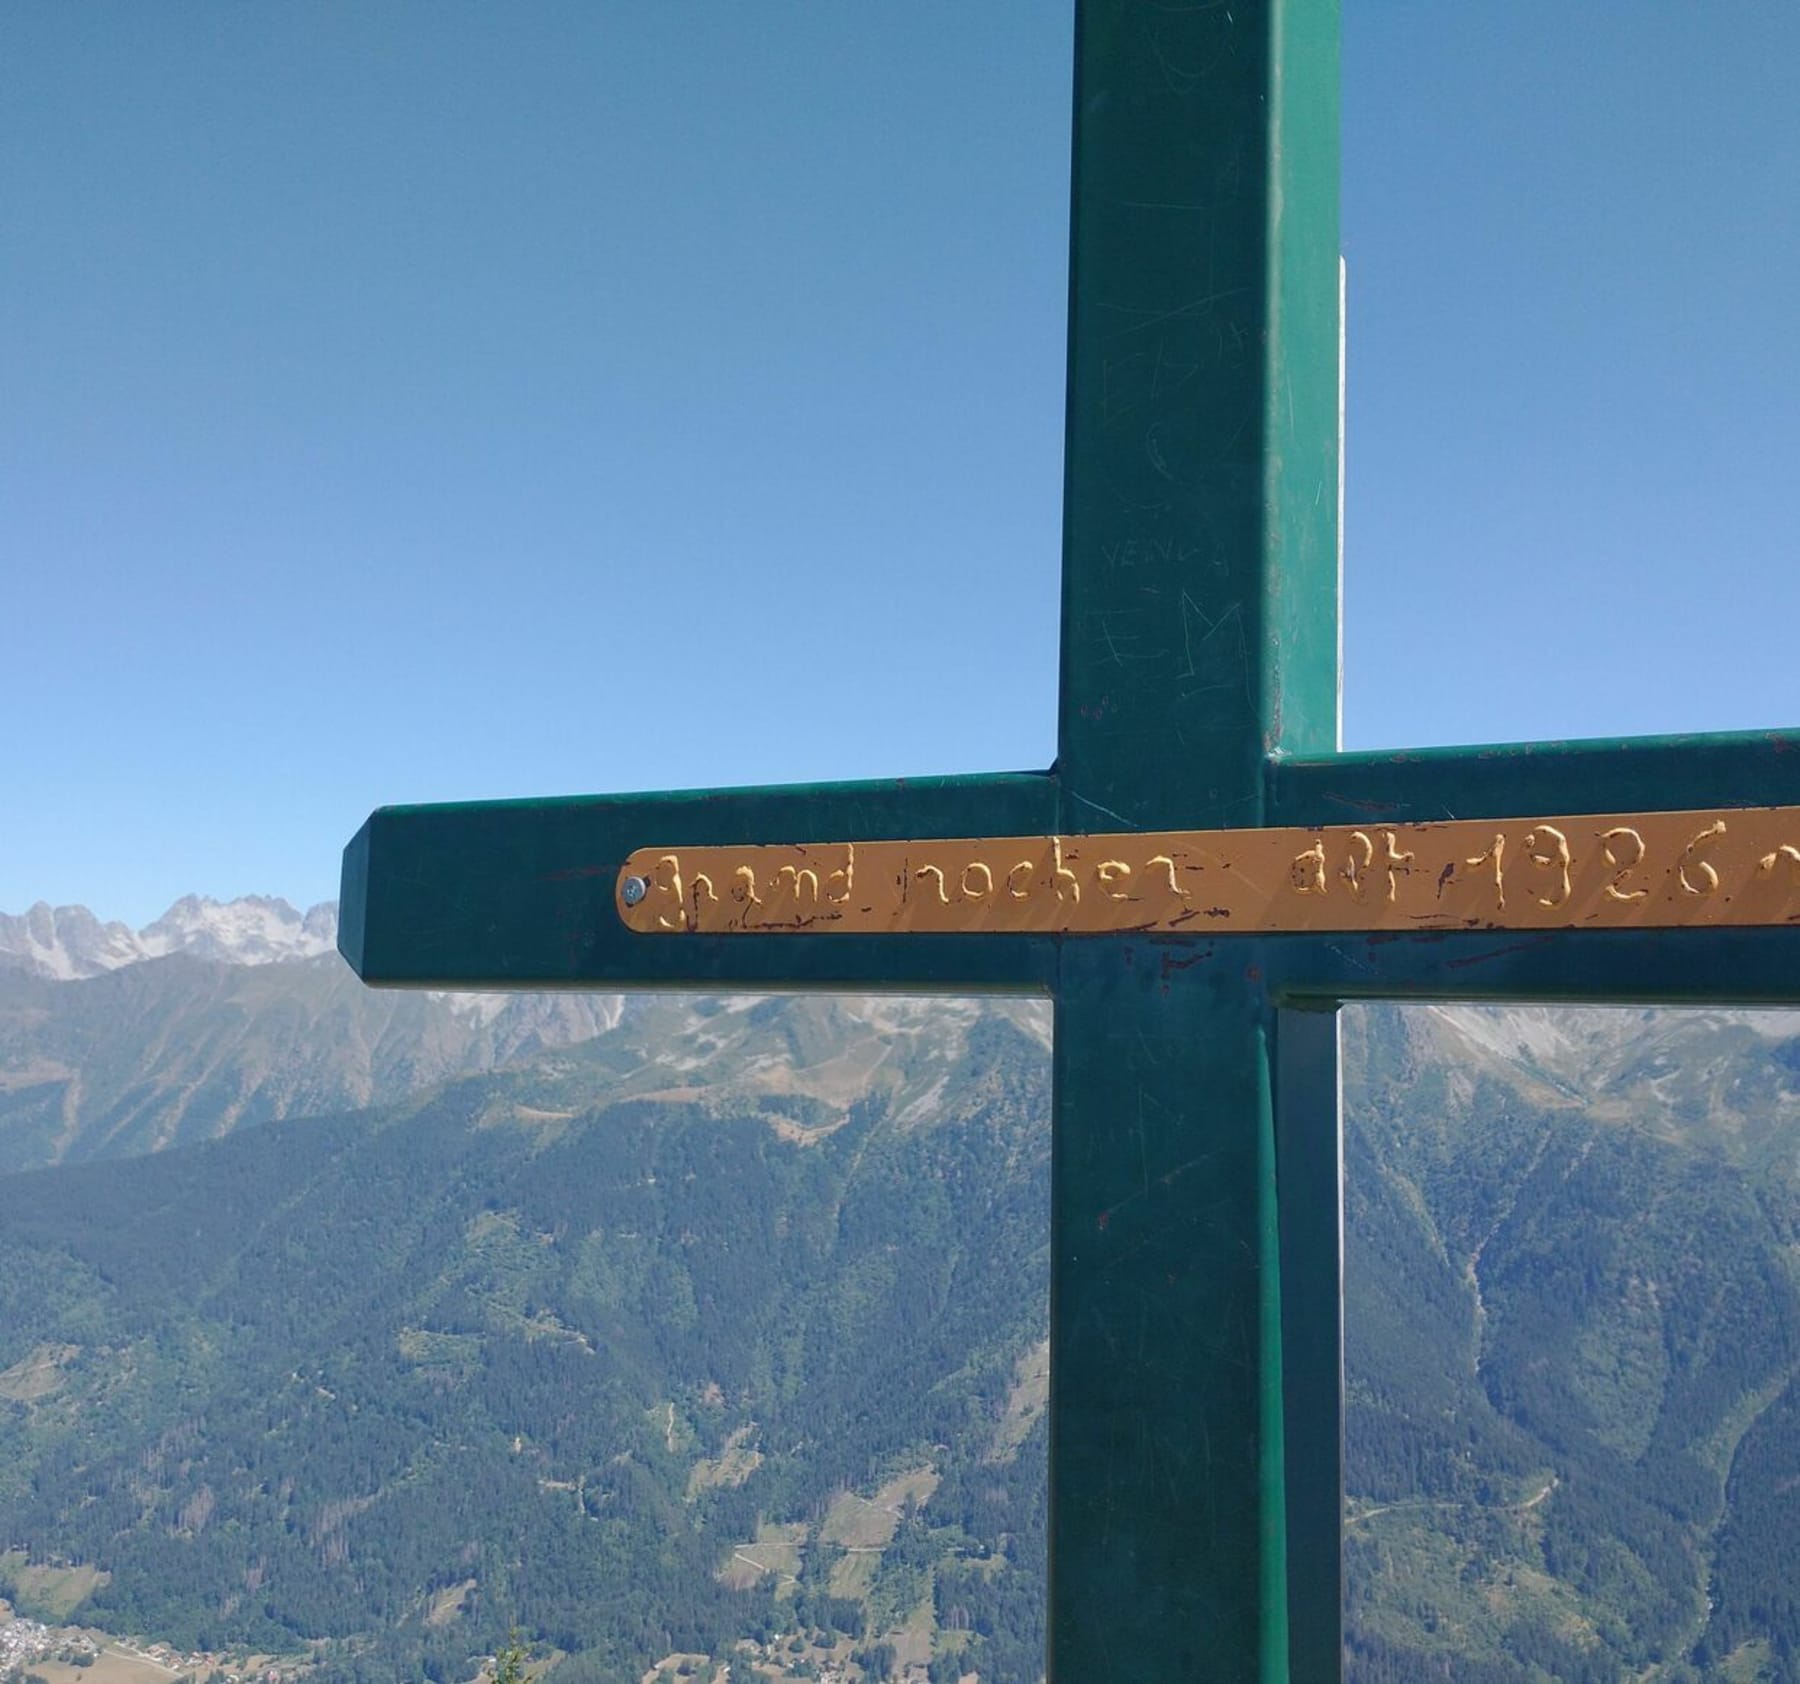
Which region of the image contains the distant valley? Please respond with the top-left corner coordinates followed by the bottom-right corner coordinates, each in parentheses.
top-left (2, 901), bottom-right (1798, 1682)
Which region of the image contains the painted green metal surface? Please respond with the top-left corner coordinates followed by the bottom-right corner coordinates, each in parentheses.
top-left (1046, 4), bottom-right (1338, 1678)
top-left (340, 770), bottom-right (1060, 993)
top-left (339, 4), bottom-right (1799, 1680)
top-left (1275, 1006), bottom-right (1344, 1684)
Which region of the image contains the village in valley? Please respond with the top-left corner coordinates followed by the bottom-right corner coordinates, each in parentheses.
top-left (1, 1607), bottom-right (976, 1684)
top-left (0, 1603), bottom-right (301, 1684)
top-left (0, 1613), bottom-right (96, 1680)
top-left (2, 1597), bottom-right (985, 1684)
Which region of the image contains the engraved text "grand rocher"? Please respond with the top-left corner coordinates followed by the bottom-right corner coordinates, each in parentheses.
top-left (616, 808), bottom-right (1800, 937)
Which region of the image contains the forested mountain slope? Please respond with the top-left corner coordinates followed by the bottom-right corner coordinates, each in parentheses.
top-left (1, 958), bottom-right (1798, 1683)
top-left (1345, 1004), bottom-right (1800, 1684)
top-left (0, 998), bottom-right (1051, 1683)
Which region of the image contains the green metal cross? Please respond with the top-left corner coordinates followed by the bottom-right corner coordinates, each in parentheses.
top-left (339, 4), bottom-right (1800, 1678)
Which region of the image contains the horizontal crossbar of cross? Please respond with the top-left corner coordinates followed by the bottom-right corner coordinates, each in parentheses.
top-left (341, 727), bottom-right (1800, 1006)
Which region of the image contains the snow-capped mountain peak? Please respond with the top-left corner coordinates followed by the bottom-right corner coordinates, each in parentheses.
top-left (0, 896), bottom-right (340, 980)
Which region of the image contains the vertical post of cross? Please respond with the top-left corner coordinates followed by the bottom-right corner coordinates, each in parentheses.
top-left (1049, 2), bottom-right (1340, 1677)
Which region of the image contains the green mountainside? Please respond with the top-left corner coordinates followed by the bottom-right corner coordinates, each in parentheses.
top-left (1, 968), bottom-right (1798, 1683)
top-left (0, 996), bottom-right (1051, 1684)
top-left (1344, 1005), bottom-right (1800, 1684)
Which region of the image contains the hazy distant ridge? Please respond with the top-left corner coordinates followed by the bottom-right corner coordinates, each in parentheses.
top-left (0, 896), bottom-right (339, 980)
top-left (0, 899), bottom-right (624, 1170)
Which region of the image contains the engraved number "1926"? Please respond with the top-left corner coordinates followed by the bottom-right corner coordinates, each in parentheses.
top-left (1459, 820), bottom-right (1790, 911)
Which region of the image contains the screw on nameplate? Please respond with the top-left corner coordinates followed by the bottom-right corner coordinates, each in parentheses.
top-left (613, 807), bottom-right (1800, 937)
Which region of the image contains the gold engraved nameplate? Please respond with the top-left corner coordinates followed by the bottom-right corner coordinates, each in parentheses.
top-left (617, 807), bottom-right (1800, 937)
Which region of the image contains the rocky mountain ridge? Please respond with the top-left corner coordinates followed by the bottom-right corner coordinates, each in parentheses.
top-left (0, 934), bottom-right (624, 1173)
top-left (0, 896), bottom-right (340, 980)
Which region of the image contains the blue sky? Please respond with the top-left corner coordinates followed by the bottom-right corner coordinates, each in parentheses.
top-left (5, 3), bottom-right (1797, 926)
